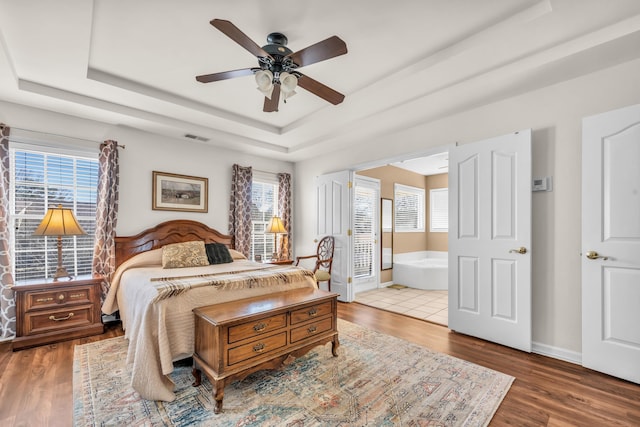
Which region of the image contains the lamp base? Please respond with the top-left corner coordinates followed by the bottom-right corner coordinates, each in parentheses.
top-left (53, 266), bottom-right (73, 281)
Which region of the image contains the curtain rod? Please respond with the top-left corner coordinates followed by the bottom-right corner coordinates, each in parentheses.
top-left (2, 124), bottom-right (125, 149)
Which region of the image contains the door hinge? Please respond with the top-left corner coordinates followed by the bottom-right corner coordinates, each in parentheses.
top-left (347, 181), bottom-right (352, 189)
top-left (347, 277), bottom-right (352, 284)
top-left (347, 229), bottom-right (352, 236)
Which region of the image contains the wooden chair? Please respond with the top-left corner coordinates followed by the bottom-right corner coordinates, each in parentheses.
top-left (295, 236), bottom-right (335, 291)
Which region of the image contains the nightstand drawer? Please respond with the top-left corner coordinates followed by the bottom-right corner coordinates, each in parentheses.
top-left (23, 304), bottom-right (95, 335)
top-left (290, 301), bottom-right (333, 325)
top-left (227, 332), bottom-right (287, 365)
top-left (228, 313), bottom-right (287, 344)
top-left (24, 286), bottom-right (93, 311)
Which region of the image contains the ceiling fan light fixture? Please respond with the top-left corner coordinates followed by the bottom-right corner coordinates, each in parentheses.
top-left (255, 69), bottom-right (274, 99)
top-left (280, 72), bottom-right (298, 101)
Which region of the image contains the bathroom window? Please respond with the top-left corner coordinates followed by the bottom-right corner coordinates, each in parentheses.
top-left (430, 188), bottom-right (448, 232)
top-left (394, 183), bottom-right (425, 232)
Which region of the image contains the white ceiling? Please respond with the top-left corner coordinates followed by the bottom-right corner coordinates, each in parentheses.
top-left (2, 0), bottom-right (640, 162)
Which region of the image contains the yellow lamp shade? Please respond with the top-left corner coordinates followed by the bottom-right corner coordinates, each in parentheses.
top-left (33, 205), bottom-right (86, 236)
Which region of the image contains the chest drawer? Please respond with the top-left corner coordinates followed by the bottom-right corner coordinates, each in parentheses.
top-left (290, 301), bottom-right (333, 325)
top-left (24, 286), bottom-right (93, 311)
top-left (228, 313), bottom-right (286, 344)
top-left (290, 316), bottom-right (333, 343)
top-left (227, 332), bottom-right (287, 365)
top-left (23, 304), bottom-right (95, 336)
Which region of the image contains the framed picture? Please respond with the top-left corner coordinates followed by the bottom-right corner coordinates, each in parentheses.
top-left (152, 171), bottom-right (208, 213)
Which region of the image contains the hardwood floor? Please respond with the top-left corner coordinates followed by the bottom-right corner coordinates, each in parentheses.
top-left (1, 302), bottom-right (639, 426)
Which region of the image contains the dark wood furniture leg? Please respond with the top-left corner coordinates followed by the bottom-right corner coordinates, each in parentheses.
top-left (213, 379), bottom-right (225, 414)
top-left (331, 336), bottom-right (340, 357)
top-left (192, 366), bottom-right (202, 387)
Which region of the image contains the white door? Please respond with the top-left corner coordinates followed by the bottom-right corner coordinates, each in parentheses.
top-left (353, 176), bottom-right (380, 293)
top-left (449, 130), bottom-right (532, 352)
top-left (315, 170), bottom-right (353, 302)
top-left (582, 104), bottom-right (640, 384)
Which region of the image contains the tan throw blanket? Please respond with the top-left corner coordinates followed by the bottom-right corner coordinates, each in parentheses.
top-left (150, 265), bottom-right (316, 302)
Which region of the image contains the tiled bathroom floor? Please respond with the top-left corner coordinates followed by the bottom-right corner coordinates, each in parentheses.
top-left (354, 287), bottom-right (448, 326)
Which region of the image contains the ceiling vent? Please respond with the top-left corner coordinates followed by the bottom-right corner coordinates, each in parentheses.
top-left (184, 133), bottom-right (210, 142)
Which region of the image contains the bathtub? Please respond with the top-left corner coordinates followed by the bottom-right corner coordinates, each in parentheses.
top-left (392, 251), bottom-right (448, 290)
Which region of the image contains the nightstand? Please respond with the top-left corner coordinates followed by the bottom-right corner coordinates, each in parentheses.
top-left (12, 275), bottom-right (105, 351)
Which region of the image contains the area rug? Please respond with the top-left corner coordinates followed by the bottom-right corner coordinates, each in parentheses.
top-left (73, 319), bottom-right (513, 426)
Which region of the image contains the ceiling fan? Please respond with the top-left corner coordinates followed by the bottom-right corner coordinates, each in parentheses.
top-left (196, 19), bottom-right (348, 112)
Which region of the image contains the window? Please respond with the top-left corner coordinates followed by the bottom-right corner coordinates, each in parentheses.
top-left (353, 183), bottom-right (376, 278)
top-left (394, 183), bottom-right (425, 232)
top-left (250, 174), bottom-right (279, 261)
top-left (430, 188), bottom-right (448, 232)
top-left (11, 147), bottom-right (98, 282)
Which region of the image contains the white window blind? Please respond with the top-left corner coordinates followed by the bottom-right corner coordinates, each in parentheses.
top-left (11, 148), bottom-right (98, 282)
top-left (394, 183), bottom-right (425, 232)
top-left (250, 177), bottom-right (278, 261)
top-left (430, 188), bottom-right (449, 232)
top-left (353, 184), bottom-right (376, 278)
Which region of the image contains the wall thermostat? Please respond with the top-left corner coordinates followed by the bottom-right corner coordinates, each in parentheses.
top-left (532, 176), bottom-right (552, 192)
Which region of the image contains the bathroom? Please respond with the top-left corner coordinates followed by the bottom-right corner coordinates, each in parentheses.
top-left (355, 153), bottom-right (449, 325)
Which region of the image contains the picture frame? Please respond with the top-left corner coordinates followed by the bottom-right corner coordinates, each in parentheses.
top-left (152, 171), bottom-right (208, 213)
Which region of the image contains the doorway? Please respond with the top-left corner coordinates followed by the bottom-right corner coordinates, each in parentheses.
top-left (354, 152), bottom-right (450, 326)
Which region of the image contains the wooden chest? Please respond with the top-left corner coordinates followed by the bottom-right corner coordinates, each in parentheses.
top-left (192, 287), bottom-right (339, 413)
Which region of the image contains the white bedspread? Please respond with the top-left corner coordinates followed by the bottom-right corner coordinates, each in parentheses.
top-left (101, 249), bottom-right (317, 401)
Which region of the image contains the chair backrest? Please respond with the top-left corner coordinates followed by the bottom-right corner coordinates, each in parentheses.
top-left (316, 236), bottom-right (335, 272)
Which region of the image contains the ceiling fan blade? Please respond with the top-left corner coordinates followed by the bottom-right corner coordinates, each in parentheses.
top-left (196, 68), bottom-right (255, 83)
top-left (297, 73), bottom-right (345, 105)
top-left (210, 19), bottom-right (272, 60)
top-left (263, 84), bottom-right (281, 112)
top-left (286, 36), bottom-right (347, 67)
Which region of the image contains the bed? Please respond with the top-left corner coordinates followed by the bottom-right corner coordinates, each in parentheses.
top-left (101, 220), bottom-right (317, 401)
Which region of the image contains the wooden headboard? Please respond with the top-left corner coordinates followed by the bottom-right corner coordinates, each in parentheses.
top-left (114, 220), bottom-right (234, 268)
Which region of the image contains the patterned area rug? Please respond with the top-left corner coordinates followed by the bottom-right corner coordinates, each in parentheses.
top-left (73, 319), bottom-right (513, 426)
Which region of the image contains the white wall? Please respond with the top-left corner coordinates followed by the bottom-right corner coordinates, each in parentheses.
top-left (294, 58), bottom-right (640, 354)
top-left (0, 102), bottom-right (294, 236)
top-left (110, 127), bottom-right (293, 236)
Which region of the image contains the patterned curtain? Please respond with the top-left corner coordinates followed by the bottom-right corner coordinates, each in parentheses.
top-left (229, 164), bottom-right (252, 257)
top-left (0, 124), bottom-right (15, 340)
top-left (277, 173), bottom-right (292, 260)
top-left (92, 140), bottom-right (119, 300)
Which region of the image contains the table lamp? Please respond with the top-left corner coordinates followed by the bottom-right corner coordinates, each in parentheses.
top-left (33, 204), bottom-right (87, 281)
top-left (265, 215), bottom-right (286, 260)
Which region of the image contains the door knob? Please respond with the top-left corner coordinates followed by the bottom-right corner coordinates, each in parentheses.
top-left (509, 247), bottom-right (527, 254)
top-left (585, 251), bottom-right (608, 260)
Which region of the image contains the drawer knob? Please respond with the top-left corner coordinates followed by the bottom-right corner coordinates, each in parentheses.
top-left (253, 342), bottom-right (265, 353)
top-left (307, 308), bottom-right (318, 317)
top-left (58, 293), bottom-right (65, 301)
top-left (49, 312), bottom-right (74, 322)
top-left (308, 325), bottom-right (317, 334)
top-left (253, 322), bottom-right (266, 332)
